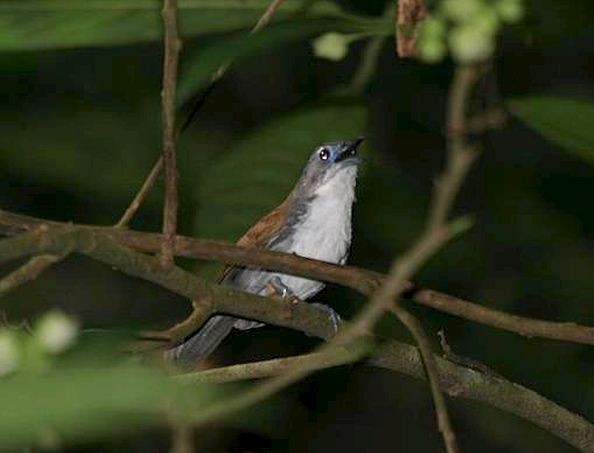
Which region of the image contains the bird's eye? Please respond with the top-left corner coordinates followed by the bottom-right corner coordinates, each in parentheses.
top-left (318, 147), bottom-right (330, 161)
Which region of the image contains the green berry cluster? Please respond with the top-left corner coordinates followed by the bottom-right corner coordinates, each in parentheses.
top-left (419, 0), bottom-right (524, 63)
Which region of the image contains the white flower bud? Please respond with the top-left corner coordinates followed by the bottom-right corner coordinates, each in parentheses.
top-left (312, 33), bottom-right (350, 62)
top-left (36, 311), bottom-right (79, 354)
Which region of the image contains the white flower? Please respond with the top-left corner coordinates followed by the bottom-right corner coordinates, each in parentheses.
top-left (312, 33), bottom-right (350, 62)
top-left (36, 311), bottom-right (79, 354)
top-left (0, 330), bottom-right (19, 376)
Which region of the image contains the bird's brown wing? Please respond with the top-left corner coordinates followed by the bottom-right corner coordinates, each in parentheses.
top-left (215, 195), bottom-right (292, 285)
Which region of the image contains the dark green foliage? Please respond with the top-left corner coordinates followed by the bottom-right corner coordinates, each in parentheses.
top-left (1, 0), bottom-right (594, 451)
top-left (509, 96), bottom-right (594, 160)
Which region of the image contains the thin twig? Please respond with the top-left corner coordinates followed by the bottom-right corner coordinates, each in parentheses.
top-left (391, 304), bottom-right (458, 452)
top-left (159, 0), bottom-right (182, 265)
top-left (176, 346), bottom-right (366, 385)
top-left (2, 209), bottom-right (594, 347)
top-left (396, 0), bottom-right (427, 57)
top-left (117, 0), bottom-right (287, 226)
top-left (170, 420), bottom-right (194, 453)
top-left (400, 64), bottom-right (480, 453)
top-left (180, 0), bottom-right (286, 131)
top-left (252, 0), bottom-right (286, 33)
top-left (347, 35), bottom-right (386, 95)
top-left (0, 253), bottom-right (66, 298)
top-left (115, 157), bottom-right (163, 228)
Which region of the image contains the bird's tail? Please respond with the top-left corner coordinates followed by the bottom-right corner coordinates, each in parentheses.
top-left (166, 315), bottom-right (236, 365)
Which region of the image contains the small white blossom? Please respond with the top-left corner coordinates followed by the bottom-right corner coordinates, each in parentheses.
top-left (0, 330), bottom-right (19, 376)
top-left (312, 33), bottom-right (350, 62)
top-left (35, 311), bottom-right (79, 354)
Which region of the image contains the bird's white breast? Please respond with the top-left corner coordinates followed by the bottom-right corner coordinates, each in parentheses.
top-left (278, 166), bottom-right (357, 299)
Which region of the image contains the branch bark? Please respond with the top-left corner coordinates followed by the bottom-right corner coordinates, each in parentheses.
top-left (178, 342), bottom-right (594, 452)
top-left (396, 0), bottom-right (427, 57)
top-left (160, 0), bottom-right (182, 264)
top-left (0, 252), bottom-right (66, 297)
top-left (2, 208), bottom-right (594, 347)
top-left (0, 226), bottom-right (593, 450)
top-left (115, 157), bottom-right (163, 228)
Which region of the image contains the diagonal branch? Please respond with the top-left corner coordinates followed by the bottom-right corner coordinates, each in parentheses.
top-left (2, 208), bottom-right (594, 347)
top-left (180, 0), bottom-right (286, 131)
top-left (116, 0), bottom-right (287, 229)
top-left (176, 341), bottom-right (594, 452)
top-left (0, 252), bottom-right (66, 297)
top-left (115, 157), bottom-right (163, 228)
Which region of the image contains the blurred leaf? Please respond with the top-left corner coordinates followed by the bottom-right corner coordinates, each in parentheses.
top-left (194, 103), bottom-right (367, 246)
top-left (0, 0), bottom-right (341, 51)
top-left (508, 96), bottom-right (594, 161)
top-left (178, 19), bottom-right (337, 105)
top-left (521, 0), bottom-right (593, 44)
top-left (0, 362), bottom-right (178, 449)
top-left (0, 109), bottom-right (161, 202)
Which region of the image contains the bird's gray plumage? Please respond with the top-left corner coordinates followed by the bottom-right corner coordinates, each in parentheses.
top-left (168, 139), bottom-right (362, 364)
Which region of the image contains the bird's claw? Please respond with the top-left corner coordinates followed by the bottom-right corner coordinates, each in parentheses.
top-left (265, 277), bottom-right (300, 303)
top-left (311, 303), bottom-right (342, 334)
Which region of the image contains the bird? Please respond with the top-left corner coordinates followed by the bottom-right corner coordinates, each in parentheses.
top-left (168, 137), bottom-right (364, 364)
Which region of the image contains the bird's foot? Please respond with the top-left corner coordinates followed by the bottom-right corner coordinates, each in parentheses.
top-left (311, 303), bottom-right (342, 334)
top-left (265, 277), bottom-right (301, 304)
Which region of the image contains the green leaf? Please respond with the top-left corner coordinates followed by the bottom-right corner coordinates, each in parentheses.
top-left (0, 0), bottom-right (340, 51)
top-left (194, 103), bottom-right (367, 246)
top-left (178, 19), bottom-right (335, 105)
top-left (0, 109), bottom-right (161, 202)
top-left (508, 96), bottom-right (594, 161)
top-left (0, 361), bottom-right (192, 449)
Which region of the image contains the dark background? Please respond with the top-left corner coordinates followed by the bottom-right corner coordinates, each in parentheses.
top-left (1, 0), bottom-right (594, 451)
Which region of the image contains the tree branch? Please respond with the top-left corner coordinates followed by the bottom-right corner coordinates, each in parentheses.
top-left (2, 208), bottom-right (594, 347)
top-left (116, 0), bottom-right (288, 229)
top-left (178, 342), bottom-right (594, 452)
top-left (252, 0), bottom-right (286, 33)
top-left (396, 0), bottom-right (427, 57)
top-left (0, 252), bottom-right (66, 297)
top-left (0, 228), bottom-right (336, 342)
top-left (115, 157), bottom-right (163, 228)
top-left (160, 0), bottom-right (182, 264)
top-left (0, 225), bottom-right (593, 450)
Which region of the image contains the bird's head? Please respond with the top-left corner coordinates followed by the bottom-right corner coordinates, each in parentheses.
top-left (295, 137), bottom-right (364, 197)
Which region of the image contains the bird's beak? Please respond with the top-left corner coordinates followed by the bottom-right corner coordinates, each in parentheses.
top-left (336, 137), bottom-right (364, 163)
